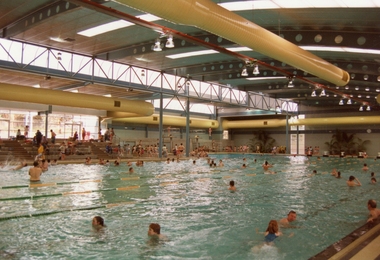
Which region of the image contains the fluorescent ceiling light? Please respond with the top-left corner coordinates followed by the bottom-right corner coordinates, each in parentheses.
top-left (78, 14), bottom-right (161, 37)
top-left (246, 76), bottom-right (286, 81)
top-left (166, 50), bottom-right (218, 59)
top-left (300, 46), bottom-right (380, 55)
top-left (32, 84), bottom-right (40, 88)
top-left (103, 94), bottom-right (112, 97)
top-left (219, 0), bottom-right (380, 11)
top-left (166, 47), bottom-right (252, 59)
top-left (228, 47), bottom-right (253, 52)
top-left (78, 20), bottom-right (133, 37)
top-left (138, 14), bottom-right (161, 22)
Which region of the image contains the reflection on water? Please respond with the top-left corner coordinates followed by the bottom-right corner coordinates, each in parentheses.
top-left (0, 155), bottom-right (379, 259)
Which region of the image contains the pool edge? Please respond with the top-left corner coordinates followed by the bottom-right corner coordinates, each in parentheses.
top-left (309, 218), bottom-right (380, 260)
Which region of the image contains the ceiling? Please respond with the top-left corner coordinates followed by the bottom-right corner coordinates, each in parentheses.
top-left (1, 0), bottom-right (380, 115)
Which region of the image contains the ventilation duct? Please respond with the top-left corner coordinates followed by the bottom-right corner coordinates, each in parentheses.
top-left (0, 83), bottom-right (154, 117)
top-left (113, 114), bottom-right (219, 128)
top-left (116, 0), bottom-right (349, 86)
top-left (222, 116), bottom-right (380, 130)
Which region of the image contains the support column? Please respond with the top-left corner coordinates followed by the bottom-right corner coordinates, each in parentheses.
top-left (286, 111), bottom-right (289, 155)
top-left (158, 92), bottom-right (163, 158)
top-left (185, 98), bottom-right (190, 157)
top-left (44, 111), bottom-right (48, 138)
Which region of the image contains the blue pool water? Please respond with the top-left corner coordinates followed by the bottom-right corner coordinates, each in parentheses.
top-left (0, 154), bottom-right (379, 259)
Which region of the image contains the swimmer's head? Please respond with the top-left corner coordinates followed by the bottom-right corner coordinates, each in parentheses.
top-left (92, 216), bottom-right (104, 227)
top-left (287, 211), bottom-right (297, 222)
top-left (230, 180), bottom-right (235, 187)
top-left (349, 176), bottom-right (355, 181)
top-left (148, 223), bottom-right (161, 235)
top-left (368, 199), bottom-right (377, 209)
top-left (266, 220), bottom-right (279, 234)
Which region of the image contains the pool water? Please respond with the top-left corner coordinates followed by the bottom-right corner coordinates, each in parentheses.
top-left (0, 155), bottom-right (379, 259)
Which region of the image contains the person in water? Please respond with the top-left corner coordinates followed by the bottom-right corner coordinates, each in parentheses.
top-left (252, 219), bottom-right (284, 253)
top-left (262, 161), bottom-right (275, 174)
top-left (148, 223), bottom-right (167, 240)
top-left (92, 216), bottom-right (105, 229)
top-left (228, 180), bottom-right (236, 191)
top-left (279, 210), bottom-right (297, 227)
top-left (347, 175), bottom-right (361, 186)
top-left (264, 220), bottom-right (282, 244)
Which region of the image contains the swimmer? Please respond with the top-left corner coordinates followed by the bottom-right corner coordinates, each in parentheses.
top-left (336, 171), bottom-right (341, 179)
top-left (29, 161), bottom-right (43, 182)
top-left (41, 159), bottom-right (48, 172)
top-left (347, 176), bottom-right (361, 186)
top-left (218, 159), bottom-right (224, 167)
top-left (51, 159), bottom-right (58, 166)
top-left (253, 220), bottom-right (283, 253)
top-left (279, 210), bottom-right (297, 227)
top-left (367, 199), bottom-right (380, 222)
top-left (308, 170), bottom-right (317, 177)
top-left (371, 177), bottom-right (376, 184)
top-left (127, 161), bottom-right (132, 166)
top-left (129, 167), bottom-right (134, 174)
top-left (362, 163), bottom-right (369, 171)
top-left (12, 161), bottom-right (27, 171)
top-left (263, 220), bottom-right (282, 243)
top-left (228, 180), bottom-right (236, 191)
top-left (193, 160), bottom-right (196, 165)
top-left (85, 157), bottom-right (91, 165)
top-left (148, 223), bottom-right (167, 240)
top-left (262, 161), bottom-right (275, 174)
top-left (331, 168), bottom-right (338, 177)
top-left (92, 216), bottom-right (105, 229)
top-left (242, 164), bottom-right (247, 169)
top-left (254, 218), bottom-right (295, 253)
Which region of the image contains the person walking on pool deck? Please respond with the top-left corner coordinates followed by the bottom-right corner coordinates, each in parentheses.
top-left (50, 129), bottom-right (56, 144)
top-left (29, 161), bottom-right (42, 182)
top-left (82, 127), bottom-right (86, 141)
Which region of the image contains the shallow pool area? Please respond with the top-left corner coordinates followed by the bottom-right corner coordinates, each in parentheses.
top-left (0, 154), bottom-right (379, 259)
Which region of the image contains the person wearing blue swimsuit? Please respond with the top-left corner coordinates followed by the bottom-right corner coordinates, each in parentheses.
top-left (264, 220), bottom-right (281, 244)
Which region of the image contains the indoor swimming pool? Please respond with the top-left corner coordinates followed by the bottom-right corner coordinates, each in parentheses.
top-left (0, 154), bottom-right (379, 259)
